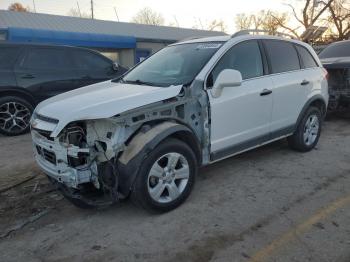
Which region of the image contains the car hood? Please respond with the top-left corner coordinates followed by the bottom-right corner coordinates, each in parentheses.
top-left (34, 80), bottom-right (183, 137)
top-left (320, 57), bottom-right (350, 68)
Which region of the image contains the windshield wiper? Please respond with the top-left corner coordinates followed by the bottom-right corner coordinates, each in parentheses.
top-left (122, 79), bottom-right (167, 87)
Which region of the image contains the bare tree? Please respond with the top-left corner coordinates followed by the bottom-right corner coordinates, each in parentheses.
top-left (8, 2), bottom-right (29, 12)
top-left (327, 0), bottom-right (350, 40)
top-left (273, 0), bottom-right (335, 39)
top-left (260, 11), bottom-right (288, 34)
top-left (235, 13), bottom-right (253, 30)
top-left (67, 8), bottom-right (91, 18)
top-left (131, 7), bottom-right (165, 26)
top-left (193, 18), bottom-right (227, 32)
top-left (207, 19), bottom-right (227, 32)
top-left (235, 10), bottom-right (288, 34)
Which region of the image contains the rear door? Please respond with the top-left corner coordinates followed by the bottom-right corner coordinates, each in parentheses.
top-left (71, 49), bottom-right (115, 87)
top-left (15, 47), bottom-right (77, 102)
top-left (263, 40), bottom-right (305, 134)
top-left (294, 44), bottom-right (322, 101)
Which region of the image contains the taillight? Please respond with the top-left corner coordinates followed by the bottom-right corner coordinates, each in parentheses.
top-left (322, 68), bottom-right (329, 80)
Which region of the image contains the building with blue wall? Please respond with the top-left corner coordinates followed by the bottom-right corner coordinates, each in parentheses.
top-left (0, 10), bottom-right (225, 67)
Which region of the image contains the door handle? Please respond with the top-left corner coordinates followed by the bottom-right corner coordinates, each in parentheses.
top-left (21, 74), bottom-right (35, 79)
top-left (301, 80), bottom-right (310, 86)
top-left (260, 89), bottom-right (272, 96)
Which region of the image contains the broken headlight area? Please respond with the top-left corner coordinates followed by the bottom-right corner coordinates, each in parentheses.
top-left (33, 119), bottom-right (126, 207)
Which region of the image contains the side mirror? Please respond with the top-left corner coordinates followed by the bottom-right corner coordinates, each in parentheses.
top-left (211, 69), bottom-right (242, 98)
top-left (112, 62), bottom-right (119, 71)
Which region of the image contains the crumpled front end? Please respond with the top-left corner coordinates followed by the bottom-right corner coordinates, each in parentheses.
top-left (30, 81), bottom-right (210, 208)
top-left (31, 114), bottom-right (128, 207)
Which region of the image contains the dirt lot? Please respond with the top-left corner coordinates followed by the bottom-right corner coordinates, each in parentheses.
top-left (1, 116), bottom-right (350, 262)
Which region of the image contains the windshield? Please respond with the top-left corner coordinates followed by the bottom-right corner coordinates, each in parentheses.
top-left (319, 41), bottom-right (350, 59)
top-left (121, 42), bottom-right (223, 87)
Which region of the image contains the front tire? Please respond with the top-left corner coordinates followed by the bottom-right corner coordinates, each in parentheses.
top-left (288, 106), bottom-right (322, 152)
top-left (0, 96), bottom-right (33, 136)
top-left (132, 138), bottom-right (197, 212)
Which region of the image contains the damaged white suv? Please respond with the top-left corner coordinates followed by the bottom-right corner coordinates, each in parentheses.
top-left (31, 31), bottom-right (328, 211)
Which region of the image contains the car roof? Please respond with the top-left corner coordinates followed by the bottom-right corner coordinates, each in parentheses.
top-left (328, 39), bottom-right (350, 47)
top-left (0, 41), bottom-right (96, 51)
top-left (0, 42), bottom-right (113, 61)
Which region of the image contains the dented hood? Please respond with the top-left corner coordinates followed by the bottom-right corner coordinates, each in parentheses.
top-left (34, 80), bottom-right (182, 137)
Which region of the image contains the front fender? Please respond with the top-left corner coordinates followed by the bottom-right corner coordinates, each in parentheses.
top-left (116, 121), bottom-right (197, 196)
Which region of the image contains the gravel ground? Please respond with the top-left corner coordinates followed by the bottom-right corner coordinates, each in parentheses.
top-left (0, 116), bottom-right (350, 262)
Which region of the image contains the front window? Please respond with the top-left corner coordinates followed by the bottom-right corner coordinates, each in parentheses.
top-left (121, 42), bottom-right (223, 87)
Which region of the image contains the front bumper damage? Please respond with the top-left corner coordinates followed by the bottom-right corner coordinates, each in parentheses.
top-left (31, 118), bottom-right (126, 207)
top-left (32, 130), bottom-right (92, 188)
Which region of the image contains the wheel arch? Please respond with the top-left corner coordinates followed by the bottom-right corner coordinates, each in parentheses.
top-left (0, 88), bottom-right (36, 106)
top-left (116, 121), bottom-right (201, 196)
top-left (296, 95), bottom-right (327, 129)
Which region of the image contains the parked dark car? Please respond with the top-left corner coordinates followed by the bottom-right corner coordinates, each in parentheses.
top-left (0, 43), bottom-right (127, 136)
top-left (319, 40), bottom-right (350, 112)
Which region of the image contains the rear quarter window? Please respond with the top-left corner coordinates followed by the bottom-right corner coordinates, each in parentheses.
top-left (0, 47), bottom-right (20, 69)
top-left (264, 40), bottom-right (300, 74)
top-left (295, 45), bottom-right (318, 69)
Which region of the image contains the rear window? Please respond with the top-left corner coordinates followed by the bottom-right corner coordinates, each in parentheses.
top-left (21, 48), bottom-right (73, 70)
top-left (295, 45), bottom-right (318, 68)
top-left (319, 41), bottom-right (350, 58)
top-left (264, 40), bottom-right (300, 74)
top-left (0, 47), bottom-right (20, 69)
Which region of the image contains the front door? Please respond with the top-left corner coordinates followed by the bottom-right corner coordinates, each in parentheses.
top-left (207, 40), bottom-right (273, 159)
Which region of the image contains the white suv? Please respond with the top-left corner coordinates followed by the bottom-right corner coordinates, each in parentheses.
top-left (31, 31), bottom-right (328, 211)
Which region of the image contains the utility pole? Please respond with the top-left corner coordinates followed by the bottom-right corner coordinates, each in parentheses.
top-left (90, 0), bottom-right (94, 19)
top-left (77, 1), bottom-right (82, 18)
top-left (173, 15), bottom-right (179, 27)
top-left (32, 0), bottom-right (36, 12)
top-left (114, 7), bottom-right (119, 22)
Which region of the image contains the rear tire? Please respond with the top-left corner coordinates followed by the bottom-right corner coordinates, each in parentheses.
top-left (132, 138), bottom-right (197, 212)
top-left (0, 96), bottom-right (33, 136)
top-left (288, 106), bottom-right (322, 152)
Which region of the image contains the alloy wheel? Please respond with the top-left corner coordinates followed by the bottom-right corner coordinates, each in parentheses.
top-left (0, 102), bottom-right (31, 133)
top-left (303, 114), bottom-right (319, 146)
top-left (147, 152), bottom-right (190, 203)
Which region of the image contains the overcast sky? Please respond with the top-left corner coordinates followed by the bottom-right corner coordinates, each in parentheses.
top-left (0, 0), bottom-right (294, 33)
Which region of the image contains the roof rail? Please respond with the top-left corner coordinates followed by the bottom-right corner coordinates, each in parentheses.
top-left (177, 36), bottom-right (202, 43)
top-left (232, 29), bottom-right (297, 39)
